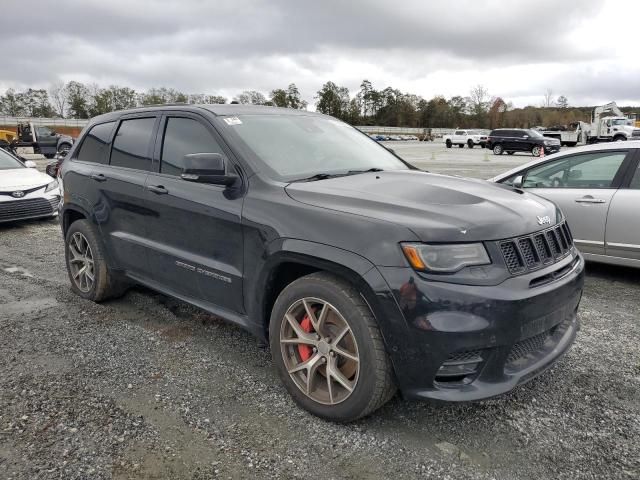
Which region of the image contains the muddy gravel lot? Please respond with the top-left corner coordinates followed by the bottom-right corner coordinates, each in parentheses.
top-left (1, 145), bottom-right (639, 479)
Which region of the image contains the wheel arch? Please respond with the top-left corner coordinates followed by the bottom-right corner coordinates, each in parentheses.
top-left (61, 205), bottom-right (90, 236)
top-left (254, 240), bottom-right (383, 339)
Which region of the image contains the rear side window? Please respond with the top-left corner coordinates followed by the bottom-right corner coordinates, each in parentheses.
top-left (110, 117), bottom-right (156, 171)
top-left (160, 117), bottom-right (223, 176)
top-left (76, 122), bottom-right (115, 164)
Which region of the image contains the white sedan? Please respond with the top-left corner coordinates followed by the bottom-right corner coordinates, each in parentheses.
top-left (0, 149), bottom-right (60, 223)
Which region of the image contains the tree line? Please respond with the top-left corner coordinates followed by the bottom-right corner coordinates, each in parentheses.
top-left (0, 80), bottom-right (636, 130)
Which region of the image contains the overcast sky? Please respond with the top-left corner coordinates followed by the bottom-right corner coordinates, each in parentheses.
top-left (1, 0), bottom-right (638, 108)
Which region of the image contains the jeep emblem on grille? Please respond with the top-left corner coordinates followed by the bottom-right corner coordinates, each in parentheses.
top-left (537, 215), bottom-right (551, 225)
top-left (11, 191), bottom-right (25, 198)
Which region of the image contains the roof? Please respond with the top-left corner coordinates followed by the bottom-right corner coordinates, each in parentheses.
top-left (88, 104), bottom-right (321, 125)
top-left (490, 140), bottom-right (640, 182)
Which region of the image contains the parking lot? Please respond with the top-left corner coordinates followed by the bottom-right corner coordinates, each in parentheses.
top-left (1, 142), bottom-right (638, 479)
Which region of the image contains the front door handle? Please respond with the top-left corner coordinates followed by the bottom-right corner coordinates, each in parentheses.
top-left (575, 197), bottom-right (605, 204)
top-left (146, 185), bottom-right (168, 195)
top-left (90, 173), bottom-right (106, 182)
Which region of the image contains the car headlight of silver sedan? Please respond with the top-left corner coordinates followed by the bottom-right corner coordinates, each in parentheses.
top-left (401, 243), bottom-right (491, 273)
top-left (44, 180), bottom-right (59, 193)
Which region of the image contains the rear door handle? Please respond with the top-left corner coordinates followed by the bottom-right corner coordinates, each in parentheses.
top-left (146, 185), bottom-right (168, 195)
top-left (575, 197), bottom-right (605, 204)
top-left (90, 173), bottom-right (106, 182)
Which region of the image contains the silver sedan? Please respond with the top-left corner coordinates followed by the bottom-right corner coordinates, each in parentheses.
top-left (491, 141), bottom-right (640, 268)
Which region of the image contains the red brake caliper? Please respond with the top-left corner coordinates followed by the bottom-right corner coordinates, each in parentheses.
top-left (297, 314), bottom-right (314, 361)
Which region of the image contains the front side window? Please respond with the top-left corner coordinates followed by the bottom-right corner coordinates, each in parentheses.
top-left (110, 117), bottom-right (156, 171)
top-left (523, 151), bottom-right (627, 189)
top-left (528, 130), bottom-right (543, 138)
top-left (227, 115), bottom-right (409, 182)
top-left (76, 122), bottom-right (115, 164)
top-left (0, 148), bottom-right (24, 170)
top-left (160, 117), bottom-right (223, 176)
top-left (36, 127), bottom-right (54, 138)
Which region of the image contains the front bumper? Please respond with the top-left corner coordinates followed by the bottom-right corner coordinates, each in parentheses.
top-left (373, 252), bottom-right (584, 401)
top-left (543, 144), bottom-right (561, 153)
top-left (0, 191), bottom-right (60, 223)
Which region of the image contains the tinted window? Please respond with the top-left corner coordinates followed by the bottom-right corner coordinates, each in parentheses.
top-left (630, 163), bottom-right (640, 189)
top-left (524, 151), bottom-right (627, 189)
top-left (76, 122), bottom-right (115, 164)
top-left (110, 117), bottom-right (155, 170)
top-left (160, 117), bottom-right (223, 176)
top-left (455, 130), bottom-right (464, 135)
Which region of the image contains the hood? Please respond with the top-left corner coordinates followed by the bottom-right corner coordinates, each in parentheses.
top-left (285, 170), bottom-right (561, 242)
top-left (0, 167), bottom-right (53, 190)
top-left (542, 136), bottom-right (561, 144)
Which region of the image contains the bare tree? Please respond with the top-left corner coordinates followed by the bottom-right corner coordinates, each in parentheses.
top-left (543, 88), bottom-right (554, 107)
top-left (49, 81), bottom-right (67, 118)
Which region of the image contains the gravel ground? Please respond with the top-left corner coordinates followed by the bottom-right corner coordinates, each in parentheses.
top-left (1, 144), bottom-right (639, 479)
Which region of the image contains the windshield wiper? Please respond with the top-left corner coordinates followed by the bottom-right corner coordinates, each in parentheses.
top-left (291, 173), bottom-right (340, 182)
top-left (346, 168), bottom-right (384, 174)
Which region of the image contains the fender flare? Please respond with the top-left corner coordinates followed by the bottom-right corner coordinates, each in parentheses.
top-left (252, 238), bottom-right (395, 336)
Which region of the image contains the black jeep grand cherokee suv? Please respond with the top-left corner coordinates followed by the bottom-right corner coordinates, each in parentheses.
top-left (59, 105), bottom-right (584, 421)
top-left (487, 128), bottom-right (561, 156)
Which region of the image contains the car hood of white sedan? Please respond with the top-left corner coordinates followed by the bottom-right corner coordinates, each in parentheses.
top-left (0, 168), bottom-right (52, 191)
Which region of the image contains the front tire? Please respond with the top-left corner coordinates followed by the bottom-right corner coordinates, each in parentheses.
top-left (467, 140), bottom-right (474, 148)
top-left (532, 145), bottom-right (543, 156)
top-left (269, 272), bottom-right (395, 422)
top-left (65, 220), bottom-right (126, 302)
top-left (493, 144), bottom-right (504, 155)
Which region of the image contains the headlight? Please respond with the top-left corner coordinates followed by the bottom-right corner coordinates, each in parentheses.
top-left (401, 243), bottom-right (491, 273)
top-left (44, 180), bottom-right (59, 193)
top-left (544, 140), bottom-right (551, 145)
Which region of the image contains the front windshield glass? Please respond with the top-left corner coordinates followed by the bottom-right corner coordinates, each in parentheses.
top-left (528, 129), bottom-right (544, 138)
top-left (0, 149), bottom-right (24, 170)
top-left (227, 115), bottom-right (410, 181)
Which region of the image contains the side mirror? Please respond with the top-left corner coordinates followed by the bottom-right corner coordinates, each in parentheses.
top-left (513, 175), bottom-right (524, 188)
top-left (181, 153), bottom-right (237, 186)
top-left (24, 160), bottom-right (37, 168)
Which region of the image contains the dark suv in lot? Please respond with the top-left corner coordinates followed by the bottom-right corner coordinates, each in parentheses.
top-left (487, 128), bottom-right (561, 156)
top-left (59, 105), bottom-right (584, 421)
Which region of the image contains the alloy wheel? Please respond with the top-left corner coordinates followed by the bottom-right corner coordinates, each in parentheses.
top-left (280, 297), bottom-right (360, 405)
top-left (68, 232), bottom-right (95, 293)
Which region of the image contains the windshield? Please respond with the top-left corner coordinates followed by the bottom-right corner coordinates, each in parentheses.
top-left (528, 129), bottom-right (544, 138)
top-left (227, 115), bottom-right (410, 181)
top-left (0, 149), bottom-right (24, 170)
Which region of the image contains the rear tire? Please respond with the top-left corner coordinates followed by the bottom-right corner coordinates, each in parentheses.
top-left (493, 144), bottom-right (504, 155)
top-left (65, 219), bottom-right (127, 302)
top-left (467, 140), bottom-right (474, 149)
top-left (445, 139), bottom-right (452, 148)
top-left (269, 272), bottom-right (395, 422)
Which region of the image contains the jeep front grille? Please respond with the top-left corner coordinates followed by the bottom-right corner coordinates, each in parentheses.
top-left (498, 222), bottom-right (573, 275)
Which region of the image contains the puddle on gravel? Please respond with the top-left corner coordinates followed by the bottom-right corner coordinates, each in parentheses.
top-left (2, 265), bottom-right (34, 277)
top-left (1, 297), bottom-right (59, 315)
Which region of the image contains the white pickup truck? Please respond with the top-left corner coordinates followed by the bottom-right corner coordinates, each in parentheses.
top-left (443, 129), bottom-right (488, 149)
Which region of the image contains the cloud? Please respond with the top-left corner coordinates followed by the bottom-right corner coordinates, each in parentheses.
top-left (0, 0), bottom-right (638, 107)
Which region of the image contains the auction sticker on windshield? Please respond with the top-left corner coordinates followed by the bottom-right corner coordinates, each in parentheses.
top-left (223, 117), bottom-right (243, 125)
